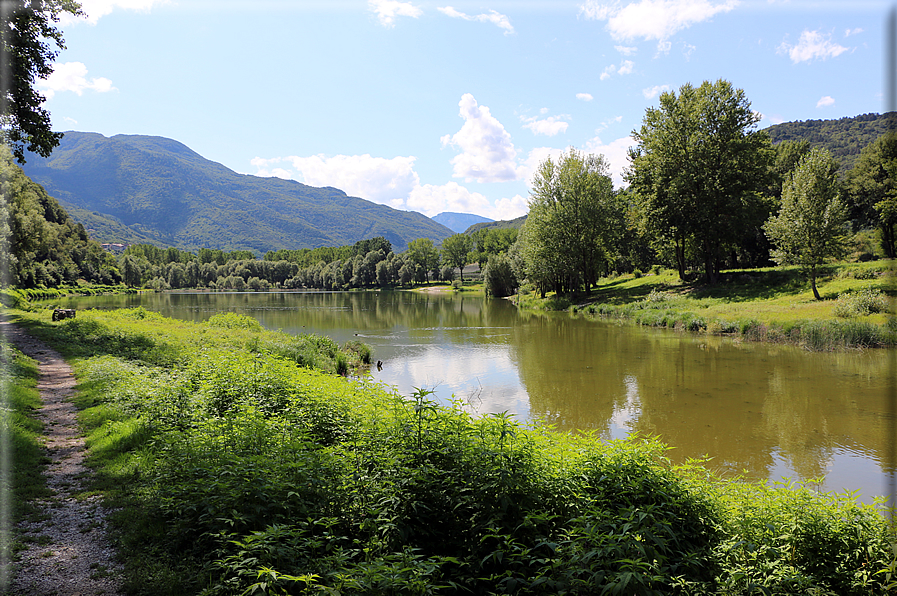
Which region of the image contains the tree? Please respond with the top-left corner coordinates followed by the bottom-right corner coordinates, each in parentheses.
top-left (1, 0), bottom-right (82, 163)
top-left (763, 147), bottom-right (848, 300)
top-left (849, 131), bottom-right (897, 258)
top-left (407, 238), bottom-right (440, 283)
top-left (519, 148), bottom-right (617, 295)
top-left (441, 233), bottom-right (472, 283)
top-left (483, 253), bottom-right (517, 298)
top-left (627, 79), bottom-right (773, 282)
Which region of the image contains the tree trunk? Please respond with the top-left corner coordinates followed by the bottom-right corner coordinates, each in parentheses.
top-left (675, 238), bottom-right (686, 280)
top-left (810, 268), bottom-right (821, 300)
top-left (882, 223), bottom-right (896, 259)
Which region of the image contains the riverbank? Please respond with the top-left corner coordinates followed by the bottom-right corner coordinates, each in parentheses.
top-left (3, 306), bottom-right (895, 595)
top-left (517, 260), bottom-right (896, 350)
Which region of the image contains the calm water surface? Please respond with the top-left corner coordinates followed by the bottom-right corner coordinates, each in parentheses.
top-left (54, 290), bottom-right (896, 503)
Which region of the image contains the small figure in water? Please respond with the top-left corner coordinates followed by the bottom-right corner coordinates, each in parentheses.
top-left (377, 360), bottom-right (383, 370)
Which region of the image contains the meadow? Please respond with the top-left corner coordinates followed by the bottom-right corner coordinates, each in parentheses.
top-left (513, 260), bottom-right (896, 350)
top-left (4, 306), bottom-right (896, 595)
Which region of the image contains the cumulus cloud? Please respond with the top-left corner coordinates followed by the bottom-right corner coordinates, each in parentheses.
top-left (778, 30), bottom-right (850, 63)
top-left (642, 84), bottom-right (670, 98)
top-left (369, 0), bottom-right (423, 27)
top-left (576, 93), bottom-right (594, 101)
top-left (438, 6), bottom-right (514, 34)
top-left (521, 114), bottom-right (570, 136)
top-left (61, 0), bottom-right (167, 25)
top-left (580, 0), bottom-right (738, 49)
top-left (816, 96), bottom-right (835, 108)
top-left (406, 182), bottom-right (493, 217)
top-left (251, 154), bottom-right (420, 209)
top-left (37, 62), bottom-right (116, 100)
top-left (517, 147), bottom-right (569, 186)
top-left (441, 93), bottom-right (521, 183)
top-left (585, 135), bottom-right (635, 188)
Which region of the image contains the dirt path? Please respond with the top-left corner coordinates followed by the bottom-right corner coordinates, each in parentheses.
top-left (3, 322), bottom-right (124, 596)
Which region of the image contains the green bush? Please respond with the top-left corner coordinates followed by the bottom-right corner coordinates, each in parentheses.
top-left (833, 288), bottom-right (890, 317)
top-left (206, 312), bottom-right (264, 331)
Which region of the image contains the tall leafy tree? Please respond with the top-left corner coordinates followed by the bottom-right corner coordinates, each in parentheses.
top-left (441, 233), bottom-right (472, 283)
top-left (763, 147), bottom-right (847, 300)
top-left (848, 131), bottom-right (897, 258)
top-left (406, 238), bottom-right (440, 283)
top-left (627, 79), bottom-right (773, 282)
top-left (1, 0), bottom-right (82, 163)
top-left (519, 148), bottom-right (616, 295)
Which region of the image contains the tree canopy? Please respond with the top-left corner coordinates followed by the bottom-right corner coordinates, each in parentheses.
top-left (848, 131), bottom-right (897, 258)
top-left (627, 79), bottom-right (774, 282)
top-left (441, 233), bottom-right (472, 282)
top-left (519, 148), bottom-right (617, 296)
top-left (763, 147), bottom-right (848, 300)
top-left (1, 0), bottom-right (82, 163)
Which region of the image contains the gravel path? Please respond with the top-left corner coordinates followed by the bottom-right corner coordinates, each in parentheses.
top-left (3, 322), bottom-right (124, 596)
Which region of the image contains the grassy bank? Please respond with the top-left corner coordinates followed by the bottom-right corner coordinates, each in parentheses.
top-left (0, 339), bottom-right (53, 568)
top-left (517, 261), bottom-right (896, 350)
top-left (4, 307), bottom-right (895, 595)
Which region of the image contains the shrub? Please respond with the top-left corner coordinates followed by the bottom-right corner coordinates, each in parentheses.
top-left (206, 312), bottom-right (264, 331)
top-left (833, 288), bottom-right (890, 318)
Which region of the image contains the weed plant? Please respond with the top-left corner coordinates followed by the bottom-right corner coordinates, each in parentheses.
top-left (7, 308), bottom-right (896, 595)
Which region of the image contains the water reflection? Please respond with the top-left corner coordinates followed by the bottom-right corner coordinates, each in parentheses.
top-left (53, 290), bottom-right (894, 501)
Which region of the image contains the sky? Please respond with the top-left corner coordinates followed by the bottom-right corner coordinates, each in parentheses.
top-left (36, 0), bottom-right (892, 222)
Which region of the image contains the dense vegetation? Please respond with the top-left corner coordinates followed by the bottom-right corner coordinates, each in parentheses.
top-left (0, 147), bottom-right (122, 287)
top-left (19, 131), bottom-right (453, 253)
top-left (7, 307), bottom-right (895, 595)
top-left (765, 112), bottom-right (897, 174)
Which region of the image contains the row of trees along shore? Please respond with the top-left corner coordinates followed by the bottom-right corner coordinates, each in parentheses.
top-left (3, 78), bottom-right (895, 301)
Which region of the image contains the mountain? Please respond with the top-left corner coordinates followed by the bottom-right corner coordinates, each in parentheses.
top-left (20, 132), bottom-right (454, 254)
top-left (763, 112), bottom-right (896, 173)
top-left (432, 211), bottom-right (493, 233)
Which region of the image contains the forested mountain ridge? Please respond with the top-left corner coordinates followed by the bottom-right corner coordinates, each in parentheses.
top-left (763, 112), bottom-right (896, 173)
top-left (20, 132), bottom-right (454, 253)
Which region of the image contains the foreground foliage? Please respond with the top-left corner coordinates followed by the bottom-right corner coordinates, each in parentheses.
top-left (9, 308), bottom-right (897, 595)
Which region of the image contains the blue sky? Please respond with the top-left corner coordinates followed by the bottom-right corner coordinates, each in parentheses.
top-left (38, 0), bottom-right (889, 221)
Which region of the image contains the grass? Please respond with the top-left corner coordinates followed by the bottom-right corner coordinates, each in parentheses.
top-left (3, 306), bottom-right (895, 595)
top-left (518, 261), bottom-right (896, 350)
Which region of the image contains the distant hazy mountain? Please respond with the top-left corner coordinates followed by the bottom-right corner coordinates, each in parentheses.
top-left (432, 211), bottom-right (493, 233)
top-left (20, 132), bottom-right (453, 254)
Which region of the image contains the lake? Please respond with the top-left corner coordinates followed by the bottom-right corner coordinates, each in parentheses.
top-left (51, 289), bottom-right (896, 504)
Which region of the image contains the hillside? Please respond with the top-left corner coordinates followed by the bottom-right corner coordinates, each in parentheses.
top-left (763, 111), bottom-right (896, 173)
top-left (20, 132), bottom-right (453, 253)
top-left (465, 214), bottom-right (527, 234)
top-left (432, 211), bottom-right (493, 233)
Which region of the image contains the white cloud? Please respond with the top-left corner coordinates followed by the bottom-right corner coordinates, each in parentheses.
top-left (845, 28), bottom-right (864, 37)
top-left (61, 0), bottom-right (167, 25)
top-left (490, 194), bottom-right (529, 220)
top-left (441, 93), bottom-right (521, 183)
top-left (778, 30), bottom-right (850, 63)
top-left (438, 6), bottom-right (514, 34)
top-left (252, 154), bottom-right (419, 208)
top-left (576, 93), bottom-right (594, 101)
top-left (37, 62), bottom-right (116, 100)
top-left (580, 0), bottom-right (738, 49)
top-left (614, 45), bottom-right (638, 55)
top-left (585, 135), bottom-right (635, 188)
top-left (816, 96), bottom-right (835, 108)
top-left (521, 114), bottom-right (570, 136)
top-left (518, 147), bottom-right (568, 186)
top-left (601, 60), bottom-right (635, 80)
top-left (407, 182), bottom-right (492, 217)
top-left (642, 84), bottom-right (670, 98)
top-left (369, 0), bottom-right (423, 27)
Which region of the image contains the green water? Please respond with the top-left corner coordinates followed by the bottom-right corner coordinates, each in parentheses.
top-left (51, 290), bottom-right (895, 502)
